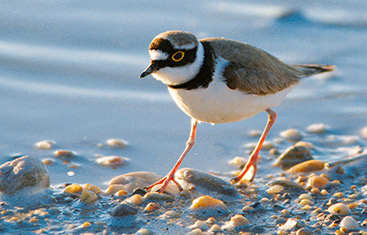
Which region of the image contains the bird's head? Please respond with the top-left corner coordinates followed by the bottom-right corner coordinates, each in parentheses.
top-left (140, 30), bottom-right (204, 86)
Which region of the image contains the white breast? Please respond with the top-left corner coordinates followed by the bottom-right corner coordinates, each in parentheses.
top-left (168, 57), bottom-right (298, 124)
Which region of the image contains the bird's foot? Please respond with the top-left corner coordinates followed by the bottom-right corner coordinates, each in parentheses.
top-left (144, 173), bottom-right (183, 193)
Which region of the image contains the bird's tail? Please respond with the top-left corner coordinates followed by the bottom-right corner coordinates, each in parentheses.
top-left (292, 64), bottom-right (335, 77)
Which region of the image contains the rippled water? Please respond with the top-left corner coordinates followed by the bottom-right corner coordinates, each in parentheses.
top-left (1, 0), bottom-right (366, 188)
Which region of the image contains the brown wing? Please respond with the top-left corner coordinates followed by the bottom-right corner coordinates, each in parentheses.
top-left (200, 38), bottom-right (303, 96)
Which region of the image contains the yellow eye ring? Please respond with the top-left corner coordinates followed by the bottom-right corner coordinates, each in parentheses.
top-left (172, 51), bottom-right (185, 62)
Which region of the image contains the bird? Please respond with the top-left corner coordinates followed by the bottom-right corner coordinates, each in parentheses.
top-left (140, 30), bottom-right (334, 193)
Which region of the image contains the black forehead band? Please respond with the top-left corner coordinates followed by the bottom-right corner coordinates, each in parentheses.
top-left (149, 38), bottom-right (175, 54)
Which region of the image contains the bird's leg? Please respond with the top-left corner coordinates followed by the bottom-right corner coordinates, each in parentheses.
top-left (232, 108), bottom-right (277, 183)
top-left (145, 119), bottom-right (198, 193)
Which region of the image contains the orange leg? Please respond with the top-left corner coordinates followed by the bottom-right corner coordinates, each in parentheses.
top-left (145, 119), bottom-right (198, 193)
top-left (232, 108), bottom-right (277, 183)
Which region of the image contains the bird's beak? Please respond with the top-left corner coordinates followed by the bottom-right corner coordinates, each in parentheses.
top-left (140, 62), bottom-right (160, 78)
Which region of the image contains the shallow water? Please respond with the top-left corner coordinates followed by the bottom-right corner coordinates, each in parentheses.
top-left (1, 0), bottom-right (366, 194)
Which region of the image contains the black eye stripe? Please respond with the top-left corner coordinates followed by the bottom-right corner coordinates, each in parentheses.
top-left (151, 47), bottom-right (197, 68)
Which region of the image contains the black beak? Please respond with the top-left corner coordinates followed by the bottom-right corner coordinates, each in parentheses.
top-left (140, 62), bottom-right (160, 78)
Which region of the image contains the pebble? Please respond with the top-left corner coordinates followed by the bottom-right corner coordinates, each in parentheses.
top-left (42, 159), bottom-right (55, 165)
top-left (144, 202), bottom-right (160, 212)
top-left (328, 203), bottom-right (351, 215)
top-left (135, 228), bottom-right (154, 235)
top-left (221, 214), bottom-right (249, 231)
top-left (159, 210), bottom-right (180, 219)
top-left (53, 150), bottom-right (76, 159)
top-left (96, 156), bottom-right (126, 168)
top-left (340, 216), bottom-right (359, 230)
top-left (228, 156), bottom-right (246, 167)
top-left (35, 140), bottom-right (56, 150)
top-left (269, 178), bottom-right (303, 189)
top-left (276, 144), bottom-right (313, 170)
top-left (105, 184), bottom-right (125, 195)
top-left (0, 156), bottom-right (50, 194)
top-left (288, 160), bottom-right (325, 173)
top-left (361, 126), bottom-right (367, 140)
top-left (296, 227), bottom-right (312, 235)
top-left (110, 203), bottom-right (138, 217)
top-left (299, 199), bottom-right (313, 206)
top-left (298, 193), bottom-right (312, 200)
top-left (188, 220), bottom-right (210, 231)
top-left (106, 139), bottom-right (128, 148)
top-left (80, 190), bottom-right (97, 204)
top-left (83, 184), bottom-right (101, 194)
top-left (266, 185), bottom-right (284, 194)
top-left (175, 168), bottom-right (238, 197)
top-left (280, 128), bottom-right (303, 142)
top-left (109, 171), bottom-right (178, 194)
top-left (64, 184), bottom-right (83, 195)
top-left (306, 123), bottom-right (328, 134)
top-left (190, 196), bottom-right (229, 216)
top-left (279, 218), bottom-right (304, 231)
top-left (125, 194), bottom-right (144, 205)
top-left (307, 175), bottom-right (329, 189)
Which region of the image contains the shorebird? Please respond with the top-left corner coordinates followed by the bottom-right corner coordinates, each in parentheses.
top-left (140, 30), bottom-right (334, 193)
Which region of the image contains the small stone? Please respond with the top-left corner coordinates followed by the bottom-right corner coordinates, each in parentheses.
top-left (110, 203), bottom-right (138, 217)
top-left (135, 228), bottom-right (154, 235)
top-left (280, 129), bottom-right (303, 142)
top-left (105, 184), bottom-right (125, 194)
top-left (187, 228), bottom-right (203, 235)
top-left (189, 220), bottom-right (210, 231)
top-left (279, 218), bottom-right (299, 231)
top-left (53, 150), bottom-right (76, 159)
top-left (340, 216), bottom-right (359, 230)
top-left (328, 203), bottom-right (351, 215)
top-left (288, 160), bottom-right (325, 173)
top-left (35, 140), bottom-right (56, 150)
top-left (42, 159), bottom-right (54, 165)
top-left (0, 156), bottom-right (50, 194)
top-left (306, 123), bottom-right (328, 134)
top-left (298, 194), bottom-right (312, 200)
top-left (64, 184), bottom-right (83, 195)
top-left (296, 227), bottom-right (312, 235)
top-left (209, 224), bottom-right (221, 232)
top-left (144, 192), bottom-right (174, 202)
top-left (266, 185), bottom-right (284, 194)
top-left (125, 194), bottom-right (144, 205)
top-left (221, 214), bottom-right (249, 231)
top-left (190, 196), bottom-right (229, 216)
top-left (361, 127), bottom-right (367, 140)
top-left (115, 190), bottom-right (128, 197)
top-left (160, 210), bottom-right (180, 219)
top-left (299, 199), bottom-right (313, 206)
top-left (307, 175), bottom-right (329, 189)
top-left (83, 184), bottom-right (101, 194)
top-left (96, 156), bottom-right (126, 168)
top-left (80, 190), bottom-right (97, 204)
top-left (175, 168), bottom-right (238, 196)
top-left (144, 202), bottom-right (160, 212)
top-left (269, 178), bottom-right (303, 189)
top-left (276, 144), bottom-right (313, 170)
top-left (333, 192), bottom-right (344, 198)
top-left (229, 157), bottom-right (246, 167)
top-left (106, 139), bottom-right (128, 148)
top-left (109, 171), bottom-right (178, 194)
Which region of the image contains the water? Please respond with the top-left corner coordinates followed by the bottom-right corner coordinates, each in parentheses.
top-left (1, 0), bottom-right (366, 188)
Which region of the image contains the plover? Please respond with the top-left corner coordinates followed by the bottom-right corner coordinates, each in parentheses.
top-left (140, 30), bottom-right (334, 193)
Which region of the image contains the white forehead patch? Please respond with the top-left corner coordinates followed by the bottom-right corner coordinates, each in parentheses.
top-left (174, 43), bottom-right (196, 50)
top-left (149, 50), bottom-right (169, 61)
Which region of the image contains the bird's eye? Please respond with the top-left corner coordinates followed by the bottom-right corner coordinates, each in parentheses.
top-left (171, 51), bottom-right (185, 62)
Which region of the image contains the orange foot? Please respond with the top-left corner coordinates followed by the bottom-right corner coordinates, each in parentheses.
top-left (144, 173), bottom-right (183, 193)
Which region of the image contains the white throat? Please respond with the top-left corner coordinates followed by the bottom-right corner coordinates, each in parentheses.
top-left (151, 42), bottom-right (204, 85)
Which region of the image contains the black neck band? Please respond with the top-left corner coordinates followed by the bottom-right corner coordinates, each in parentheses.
top-left (167, 41), bottom-right (215, 90)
